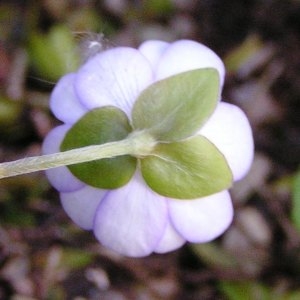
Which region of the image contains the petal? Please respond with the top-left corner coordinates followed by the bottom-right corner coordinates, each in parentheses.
top-left (168, 190), bottom-right (233, 243)
top-left (75, 47), bottom-right (153, 116)
top-left (42, 125), bottom-right (85, 192)
top-left (50, 73), bottom-right (88, 124)
top-left (60, 185), bottom-right (106, 230)
top-left (200, 102), bottom-right (254, 181)
top-left (154, 217), bottom-right (186, 254)
top-left (93, 173), bottom-right (168, 257)
top-left (138, 40), bottom-right (169, 69)
top-left (155, 40), bottom-right (225, 88)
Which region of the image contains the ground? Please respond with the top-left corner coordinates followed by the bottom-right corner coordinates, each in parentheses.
top-left (0, 1), bottom-right (300, 299)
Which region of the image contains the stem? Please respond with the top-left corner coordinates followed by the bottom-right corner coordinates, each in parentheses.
top-left (0, 131), bottom-right (156, 179)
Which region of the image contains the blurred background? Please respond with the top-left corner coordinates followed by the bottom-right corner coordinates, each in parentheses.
top-left (0, 0), bottom-right (300, 299)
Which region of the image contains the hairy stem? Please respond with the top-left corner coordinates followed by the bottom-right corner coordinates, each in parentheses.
top-left (0, 131), bottom-right (156, 179)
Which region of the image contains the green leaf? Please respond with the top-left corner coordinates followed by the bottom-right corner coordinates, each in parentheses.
top-left (191, 243), bottom-right (237, 269)
top-left (141, 135), bottom-right (232, 199)
top-left (61, 107), bottom-right (136, 189)
top-left (224, 34), bottom-right (263, 73)
top-left (291, 168), bottom-right (300, 231)
top-left (142, 0), bottom-right (174, 16)
top-left (285, 291), bottom-right (300, 300)
top-left (132, 68), bottom-right (220, 142)
top-left (62, 248), bottom-right (94, 269)
top-left (28, 25), bottom-right (80, 81)
top-left (219, 281), bottom-right (271, 300)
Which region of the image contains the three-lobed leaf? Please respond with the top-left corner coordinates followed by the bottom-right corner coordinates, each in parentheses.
top-left (60, 68), bottom-right (231, 199)
top-left (132, 68), bottom-right (220, 142)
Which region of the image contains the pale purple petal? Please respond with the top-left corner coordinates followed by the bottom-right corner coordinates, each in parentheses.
top-left (138, 40), bottom-right (169, 69)
top-left (61, 185), bottom-right (107, 230)
top-left (155, 40), bottom-right (225, 88)
top-left (42, 125), bottom-right (85, 192)
top-left (50, 73), bottom-right (88, 124)
top-left (168, 191), bottom-right (233, 243)
top-left (93, 173), bottom-right (168, 257)
top-left (154, 218), bottom-right (186, 254)
top-left (75, 47), bottom-right (153, 116)
top-left (200, 102), bottom-right (254, 181)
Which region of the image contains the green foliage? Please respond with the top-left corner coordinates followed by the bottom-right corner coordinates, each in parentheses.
top-left (62, 248), bottom-right (94, 269)
top-left (132, 68), bottom-right (220, 142)
top-left (285, 291), bottom-right (300, 300)
top-left (28, 25), bottom-right (80, 81)
top-left (141, 136), bottom-right (232, 199)
top-left (291, 168), bottom-right (300, 231)
top-left (0, 95), bottom-right (22, 126)
top-left (219, 281), bottom-right (300, 300)
top-left (191, 242), bottom-right (237, 269)
top-left (61, 107), bottom-right (136, 189)
top-left (0, 95), bottom-right (34, 143)
top-left (224, 35), bottom-right (263, 73)
top-left (142, 0), bottom-right (174, 16)
top-left (219, 281), bottom-right (271, 300)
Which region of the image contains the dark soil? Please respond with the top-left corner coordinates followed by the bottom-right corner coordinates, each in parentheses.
top-left (0, 1), bottom-right (300, 299)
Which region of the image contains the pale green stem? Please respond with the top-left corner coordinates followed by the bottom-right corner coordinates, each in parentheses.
top-left (0, 131), bottom-right (156, 179)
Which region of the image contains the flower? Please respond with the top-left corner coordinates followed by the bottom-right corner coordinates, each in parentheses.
top-left (42, 39), bottom-right (254, 257)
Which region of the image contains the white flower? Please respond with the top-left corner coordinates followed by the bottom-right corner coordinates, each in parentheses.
top-left (42, 40), bottom-right (254, 257)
